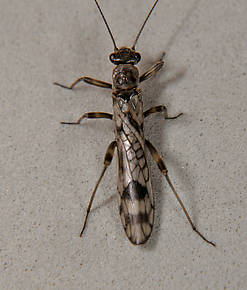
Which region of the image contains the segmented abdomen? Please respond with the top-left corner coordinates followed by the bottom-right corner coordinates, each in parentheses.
top-left (113, 89), bottom-right (154, 245)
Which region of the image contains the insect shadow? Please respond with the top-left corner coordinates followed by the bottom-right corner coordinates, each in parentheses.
top-left (141, 64), bottom-right (186, 249)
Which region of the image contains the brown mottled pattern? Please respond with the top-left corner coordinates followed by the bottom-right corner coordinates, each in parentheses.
top-left (113, 89), bottom-right (154, 245)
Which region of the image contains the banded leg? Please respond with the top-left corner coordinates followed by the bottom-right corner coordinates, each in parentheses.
top-left (144, 105), bottom-right (183, 119)
top-left (80, 140), bottom-right (117, 237)
top-left (61, 112), bottom-right (113, 125)
top-left (139, 52), bottom-right (166, 83)
top-left (54, 76), bottom-right (112, 90)
top-left (145, 139), bottom-right (216, 247)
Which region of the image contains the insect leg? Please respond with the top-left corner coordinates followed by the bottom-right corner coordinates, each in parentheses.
top-left (145, 139), bottom-right (216, 247)
top-left (139, 52), bottom-right (166, 83)
top-left (54, 76), bottom-right (112, 90)
top-left (80, 140), bottom-right (117, 237)
top-left (61, 112), bottom-right (113, 125)
top-left (144, 105), bottom-right (183, 119)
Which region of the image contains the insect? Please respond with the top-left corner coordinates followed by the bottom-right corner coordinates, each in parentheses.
top-left (54, 0), bottom-right (215, 246)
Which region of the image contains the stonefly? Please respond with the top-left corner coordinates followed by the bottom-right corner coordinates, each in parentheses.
top-left (54, 0), bottom-right (215, 246)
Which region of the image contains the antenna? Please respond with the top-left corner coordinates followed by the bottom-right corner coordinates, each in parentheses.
top-left (132, 0), bottom-right (159, 50)
top-left (94, 0), bottom-right (118, 51)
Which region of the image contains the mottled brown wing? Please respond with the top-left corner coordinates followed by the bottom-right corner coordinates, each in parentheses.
top-left (113, 90), bottom-right (154, 245)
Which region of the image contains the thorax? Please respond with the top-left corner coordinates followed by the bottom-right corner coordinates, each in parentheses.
top-left (112, 88), bottom-right (144, 140)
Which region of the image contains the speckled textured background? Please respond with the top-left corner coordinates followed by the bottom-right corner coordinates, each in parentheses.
top-left (0, 0), bottom-right (246, 289)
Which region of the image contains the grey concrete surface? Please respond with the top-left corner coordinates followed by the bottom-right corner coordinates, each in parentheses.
top-left (0, 0), bottom-right (246, 289)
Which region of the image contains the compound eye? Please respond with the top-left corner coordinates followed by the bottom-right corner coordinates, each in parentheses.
top-left (135, 52), bottom-right (141, 63)
top-left (109, 53), bottom-right (116, 63)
